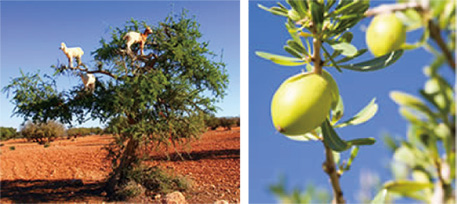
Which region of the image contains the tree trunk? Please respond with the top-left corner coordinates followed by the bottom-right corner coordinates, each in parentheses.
top-left (105, 137), bottom-right (139, 195)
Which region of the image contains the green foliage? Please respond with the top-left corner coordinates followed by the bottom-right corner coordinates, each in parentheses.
top-left (257, 0), bottom-right (402, 73)
top-left (9, 146), bottom-right (15, 151)
top-left (2, 10), bottom-right (228, 198)
top-left (20, 121), bottom-right (66, 144)
top-left (113, 165), bottom-right (189, 200)
top-left (372, 1), bottom-right (456, 203)
top-left (67, 127), bottom-right (103, 137)
top-left (0, 127), bottom-right (19, 141)
top-left (204, 116), bottom-right (240, 130)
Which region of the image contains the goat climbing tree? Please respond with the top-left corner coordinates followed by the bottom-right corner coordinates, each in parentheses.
top-left (3, 10), bottom-right (228, 197)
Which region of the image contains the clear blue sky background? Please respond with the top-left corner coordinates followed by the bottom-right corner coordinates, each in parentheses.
top-left (0, 1), bottom-right (240, 129)
top-left (250, 0), bottom-right (454, 203)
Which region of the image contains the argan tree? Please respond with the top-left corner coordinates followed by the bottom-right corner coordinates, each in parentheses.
top-left (3, 10), bottom-right (228, 197)
top-left (257, 0), bottom-right (454, 203)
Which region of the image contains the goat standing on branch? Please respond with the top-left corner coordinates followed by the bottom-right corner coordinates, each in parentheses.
top-left (59, 42), bottom-right (84, 68)
top-left (123, 26), bottom-right (153, 56)
top-left (78, 72), bottom-right (96, 92)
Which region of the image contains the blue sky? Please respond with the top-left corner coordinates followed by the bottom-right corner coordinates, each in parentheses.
top-left (249, 0), bottom-right (454, 203)
top-left (0, 1), bottom-right (240, 129)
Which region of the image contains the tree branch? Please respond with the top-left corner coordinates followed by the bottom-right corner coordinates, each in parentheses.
top-left (364, 2), bottom-right (422, 16)
top-left (323, 143), bottom-right (345, 204)
top-left (428, 20), bottom-right (456, 71)
top-left (61, 64), bottom-right (117, 79)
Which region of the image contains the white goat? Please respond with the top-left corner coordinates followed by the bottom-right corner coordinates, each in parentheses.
top-left (123, 27), bottom-right (153, 56)
top-left (60, 42), bottom-right (84, 68)
top-left (79, 72), bottom-right (96, 91)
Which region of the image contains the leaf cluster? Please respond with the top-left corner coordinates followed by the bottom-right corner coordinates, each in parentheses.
top-left (257, 0), bottom-right (404, 72)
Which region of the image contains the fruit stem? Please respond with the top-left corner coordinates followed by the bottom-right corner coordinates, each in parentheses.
top-left (323, 142), bottom-right (345, 204)
top-left (312, 38), bottom-right (323, 75)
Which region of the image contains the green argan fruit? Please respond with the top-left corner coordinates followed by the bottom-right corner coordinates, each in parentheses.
top-left (271, 70), bottom-right (339, 136)
top-left (366, 13), bottom-right (406, 57)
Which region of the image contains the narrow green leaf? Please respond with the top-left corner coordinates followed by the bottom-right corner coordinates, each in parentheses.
top-left (390, 91), bottom-right (435, 119)
top-left (346, 138), bottom-right (376, 146)
top-left (330, 42), bottom-right (357, 57)
top-left (322, 119), bottom-right (349, 152)
top-left (344, 146), bottom-right (359, 171)
top-left (371, 189), bottom-right (388, 204)
top-left (256, 51), bottom-right (306, 66)
top-left (338, 50), bottom-right (403, 72)
top-left (309, 1), bottom-right (324, 30)
top-left (287, 40), bottom-right (307, 56)
top-left (331, 95), bottom-right (344, 123)
top-left (284, 46), bottom-right (303, 59)
top-left (335, 49), bottom-right (368, 64)
top-left (285, 19), bottom-right (304, 50)
top-left (383, 180), bottom-right (433, 194)
top-left (258, 4), bottom-right (288, 17)
top-left (400, 29), bottom-right (429, 50)
top-left (286, 132), bottom-right (320, 142)
top-left (322, 45), bottom-right (343, 72)
top-left (335, 98), bottom-right (378, 128)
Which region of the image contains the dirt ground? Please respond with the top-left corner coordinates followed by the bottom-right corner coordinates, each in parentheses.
top-left (0, 127), bottom-right (240, 203)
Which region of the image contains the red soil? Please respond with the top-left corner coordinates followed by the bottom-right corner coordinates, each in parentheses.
top-left (0, 127), bottom-right (240, 203)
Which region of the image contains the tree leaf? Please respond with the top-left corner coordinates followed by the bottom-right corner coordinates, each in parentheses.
top-left (258, 4), bottom-right (288, 17)
top-left (331, 95), bottom-right (344, 124)
top-left (256, 51), bottom-right (306, 66)
top-left (390, 91), bottom-right (435, 119)
top-left (335, 49), bottom-right (367, 64)
top-left (285, 133), bottom-right (320, 142)
top-left (322, 119), bottom-right (349, 152)
top-left (383, 180), bottom-right (433, 194)
top-left (346, 138), bottom-right (376, 146)
top-left (287, 40), bottom-right (307, 56)
top-left (335, 98), bottom-right (378, 128)
top-left (322, 45), bottom-right (343, 72)
top-left (330, 42), bottom-right (357, 57)
top-left (309, 1), bottom-right (324, 30)
top-left (371, 189), bottom-right (388, 204)
top-left (338, 50), bottom-right (403, 72)
top-left (284, 46), bottom-right (303, 59)
top-left (343, 146), bottom-right (359, 171)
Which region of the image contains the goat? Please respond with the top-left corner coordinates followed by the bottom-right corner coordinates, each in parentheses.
top-left (123, 26), bottom-right (153, 56)
top-left (60, 42), bottom-right (84, 68)
top-left (78, 72), bottom-right (96, 91)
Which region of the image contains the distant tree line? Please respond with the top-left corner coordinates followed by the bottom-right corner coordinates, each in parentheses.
top-left (205, 116), bottom-right (240, 130)
top-left (0, 127), bottom-right (19, 141)
top-left (0, 121), bottom-right (105, 143)
top-left (1, 116), bottom-right (240, 143)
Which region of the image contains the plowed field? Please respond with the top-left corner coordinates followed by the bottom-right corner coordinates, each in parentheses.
top-left (0, 127), bottom-right (240, 203)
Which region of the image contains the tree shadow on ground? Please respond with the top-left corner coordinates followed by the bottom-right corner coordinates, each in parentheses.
top-left (0, 179), bottom-right (107, 203)
top-left (150, 149), bottom-right (240, 161)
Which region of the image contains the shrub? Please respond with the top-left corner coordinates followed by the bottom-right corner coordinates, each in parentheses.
top-left (112, 165), bottom-right (189, 200)
top-left (9, 146), bottom-right (15, 150)
top-left (205, 115), bottom-right (220, 130)
top-left (20, 121), bottom-right (65, 144)
top-left (67, 127), bottom-right (103, 137)
top-left (0, 127), bottom-right (19, 141)
top-left (219, 117), bottom-right (235, 130)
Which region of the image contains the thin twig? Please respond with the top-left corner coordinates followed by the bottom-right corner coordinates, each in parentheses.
top-left (428, 20), bottom-right (456, 72)
top-left (364, 2), bottom-right (422, 16)
top-left (323, 143), bottom-right (345, 204)
top-left (64, 64), bottom-right (117, 79)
